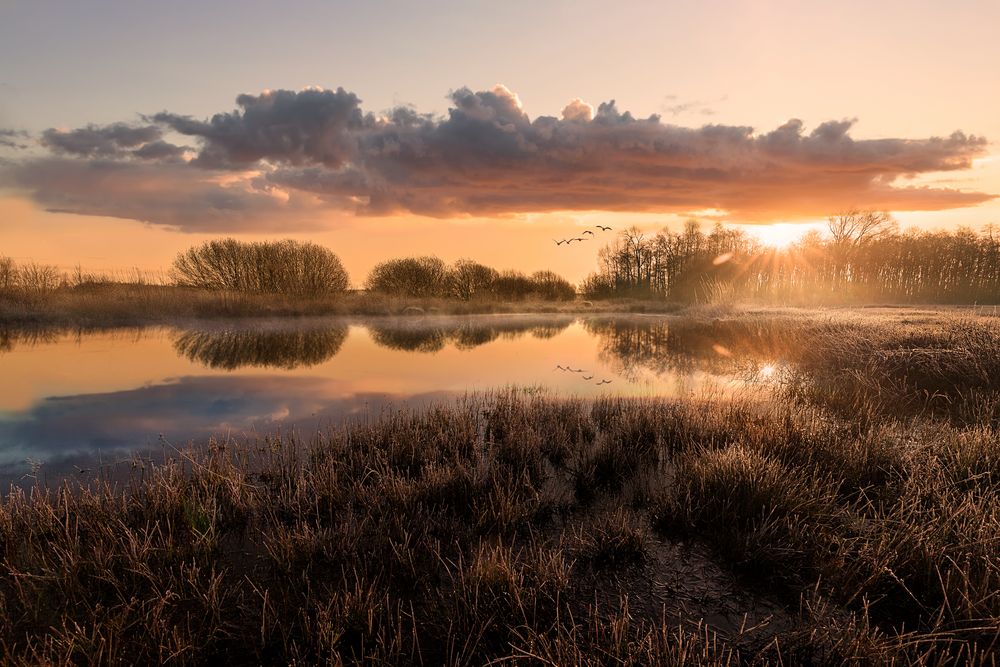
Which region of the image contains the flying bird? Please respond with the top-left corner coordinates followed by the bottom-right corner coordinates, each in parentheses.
top-left (582, 230), bottom-right (594, 235)
top-left (596, 225), bottom-right (612, 231)
top-left (554, 239), bottom-right (567, 245)
top-left (596, 379), bottom-right (612, 385)
top-left (583, 375), bottom-right (594, 380)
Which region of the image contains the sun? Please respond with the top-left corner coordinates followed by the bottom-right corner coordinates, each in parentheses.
top-left (753, 223), bottom-right (809, 248)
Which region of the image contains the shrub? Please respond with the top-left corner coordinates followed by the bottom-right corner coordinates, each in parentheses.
top-left (448, 259), bottom-right (499, 300)
top-left (365, 256), bottom-right (576, 302)
top-left (0, 257), bottom-right (63, 293)
top-left (493, 270), bottom-right (535, 300)
top-left (364, 256), bottom-right (449, 297)
top-left (580, 272), bottom-right (614, 299)
top-left (170, 239), bottom-right (349, 296)
top-left (530, 270), bottom-right (576, 300)
top-left (0, 257), bottom-right (16, 291)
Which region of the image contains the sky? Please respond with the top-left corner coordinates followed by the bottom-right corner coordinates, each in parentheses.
top-left (1, 0), bottom-right (998, 284)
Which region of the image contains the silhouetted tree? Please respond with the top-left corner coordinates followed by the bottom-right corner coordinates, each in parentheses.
top-left (365, 256), bottom-right (576, 301)
top-left (0, 257), bottom-right (63, 293)
top-left (364, 256), bottom-right (450, 297)
top-left (448, 260), bottom-right (499, 300)
top-left (171, 239), bottom-right (349, 296)
top-left (0, 258), bottom-right (16, 292)
top-left (529, 271), bottom-right (576, 300)
top-left (583, 213), bottom-right (1000, 305)
top-left (827, 210), bottom-right (897, 246)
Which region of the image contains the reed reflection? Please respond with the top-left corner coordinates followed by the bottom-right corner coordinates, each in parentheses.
top-left (173, 324), bottom-right (348, 369)
top-left (1, 327), bottom-right (61, 353)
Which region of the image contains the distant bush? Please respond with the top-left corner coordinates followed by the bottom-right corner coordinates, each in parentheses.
top-left (0, 257), bottom-right (15, 292)
top-left (170, 239), bottom-right (349, 296)
top-left (580, 273), bottom-right (615, 299)
top-left (493, 270), bottom-right (536, 300)
top-left (448, 260), bottom-right (499, 300)
top-left (364, 256), bottom-right (450, 297)
top-left (529, 271), bottom-right (576, 301)
top-left (365, 256), bottom-right (576, 301)
top-left (0, 257), bottom-right (63, 293)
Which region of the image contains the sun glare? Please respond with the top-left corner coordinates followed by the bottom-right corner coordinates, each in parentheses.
top-left (753, 223), bottom-right (807, 248)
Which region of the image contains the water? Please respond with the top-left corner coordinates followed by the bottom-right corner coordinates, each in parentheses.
top-left (0, 314), bottom-right (777, 484)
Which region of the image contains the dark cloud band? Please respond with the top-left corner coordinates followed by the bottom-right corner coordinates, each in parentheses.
top-left (0, 84), bottom-right (992, 230)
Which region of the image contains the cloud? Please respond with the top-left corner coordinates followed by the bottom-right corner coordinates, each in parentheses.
top-left (262, 87), bottom-right (990, 219)
top-left (660, 94), bottom-right (728, 117)
top-left (0, 84), bottom-right (992, 229)
top-left (0, 129), bottom-right (30, 150)
top-left (561, 98), bottom-right (594, 123)
top-left (151, 87), bottom-right (364, 168)
top-left (2, 157), bottom-right (328, 231)
top-left (40, 123), bottom-right (188, 160)
top-left (0, 375), bottom-right (455, 476)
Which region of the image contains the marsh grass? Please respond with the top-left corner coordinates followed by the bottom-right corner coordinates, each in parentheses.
top-left (3, 379), bottom-right (1000, 663)
top-left (654, 308), bottom-right (1000, 423)
top-left (4, 309), bottom-right (1000, 663)
top-left (0, 283), bottom-right (668, 329)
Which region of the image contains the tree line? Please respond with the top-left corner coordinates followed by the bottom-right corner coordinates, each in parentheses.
top-left (10, 215), bottom-right (1000, 304)
top-left (172, 243), bottom-right (575, 301)
top-left (582, 212), bottom-right (1000, 304)
top-left (1, 240), bottom-right (576, 302)
top-left (364, 256), bottom-right (575, 301)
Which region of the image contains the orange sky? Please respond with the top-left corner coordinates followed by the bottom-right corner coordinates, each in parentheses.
top-left (1, 0), bottom-right (998, 284)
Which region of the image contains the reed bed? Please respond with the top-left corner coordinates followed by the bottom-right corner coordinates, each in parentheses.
top-left (0, 284), bottom-right (667, 329)
top-left (4, 308), bottom-right (1000, 663)
top-left (2, 383), bottom-right (1000, 663)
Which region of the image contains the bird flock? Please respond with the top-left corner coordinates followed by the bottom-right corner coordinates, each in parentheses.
top-left (555, 365), bottom-right (613, 386)
top-left (554, 225), bottom-right (613, 246)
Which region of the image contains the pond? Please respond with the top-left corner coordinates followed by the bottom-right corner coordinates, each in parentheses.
top-left (0, 314), bottom-right (779, 485)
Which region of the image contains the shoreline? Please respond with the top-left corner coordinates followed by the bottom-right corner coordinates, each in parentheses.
top-left (3, 283), bottom-right (997, 331)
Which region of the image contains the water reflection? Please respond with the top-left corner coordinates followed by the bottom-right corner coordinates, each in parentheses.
top-left (584, 317), bottom-right (677, 380)
top-left (367, 315), bottom-right (574, 352)
top-left (1, 327), bottom-right (62, 353)
top-left (583, 316), bottom-right (784, 380)
top-left (174, 325), bottom-right (348, 369)
top-left (0, 374), bottom-right (455, 479)
top-left (0, 314), bottom-right (783, 485)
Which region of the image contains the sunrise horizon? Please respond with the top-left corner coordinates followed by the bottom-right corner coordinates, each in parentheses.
top-left (3, 1), bottom-right (999, 284)
top-left (5, 3), bottom-right (1000, 663)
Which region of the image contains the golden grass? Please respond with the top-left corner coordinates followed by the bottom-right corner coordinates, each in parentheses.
top-left (0, 283), bottom-right (687, 328)
top-left (2, 384), bottom-right (999, 662)
top-left (2, 309), bottom-right (1000, 663)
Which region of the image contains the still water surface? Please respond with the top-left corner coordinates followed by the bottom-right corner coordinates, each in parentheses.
top-left (0, 314), bottom-right (775, 483)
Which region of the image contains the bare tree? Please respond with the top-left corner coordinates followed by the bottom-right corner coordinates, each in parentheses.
top-left (171, 239), bottom-right (350, 296)
top-left (448, 259), bottom-right (499, 301)
top-left (529, 270), bottom-right (576, 300)
top-left (827, 210), bottom-right (897, 246)
top-left (364, 256), bottom-right (450, 297)
top-left (0, 257), bottom-right (16, 292)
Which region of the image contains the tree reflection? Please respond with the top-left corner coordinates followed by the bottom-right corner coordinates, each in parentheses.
top-left (368, 326), bottom-right (447, 353)
top-left (367, 317), bottom-right (574, 352)
top-left (583, 317), bottom-right (780, 379)
top-left (173, 325), bottom-right (348, 369)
